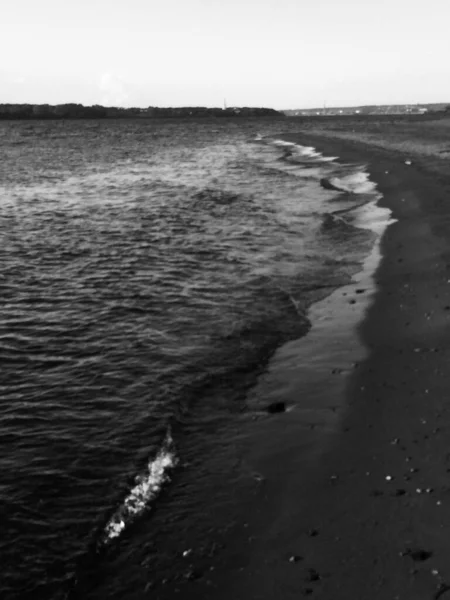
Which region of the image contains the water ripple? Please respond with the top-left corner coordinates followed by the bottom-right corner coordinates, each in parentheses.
top-left (0, 118), bottom-right (377, 600)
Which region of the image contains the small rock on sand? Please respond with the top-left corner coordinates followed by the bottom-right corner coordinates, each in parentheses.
top-left (184, 568), bottom-right (202, 581)
top-left (289, 555), bottom-right (303, 563)
top-left (305, 568), bottom-right (321, 582)
top-left (267, 401), bottom-right (286, 414)
top-left (402, 548), bottom-right (433, 562)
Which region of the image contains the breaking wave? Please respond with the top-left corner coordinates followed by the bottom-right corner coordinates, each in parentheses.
top-left (266, 139), bottom-right (338, 164)
top-left (262, 138), bottom-right (378, 196)
top-left (320, 169), bottom-right (378, 194)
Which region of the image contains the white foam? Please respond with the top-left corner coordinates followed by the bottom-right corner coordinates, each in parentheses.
top-left (270, 139), bottom-right (321, 157)
top-left (271, 139), bottom-right (298, 147)
top-left (102, 429), bottom-right (177, 544)
top-left (351, 200), bottom-right (395, 234)
top-left (312, 155), bottom-right (338, 163)
top-left (327, 171), bottom-right (378, 195)
top-left (279, 141), bottom-right (338, 164)
top-left (295, 145), bottom-right (337, 162)
top-left (266, 139), bottom-right (376, 194)
top-left (293, 145), bottom-right (321, 157)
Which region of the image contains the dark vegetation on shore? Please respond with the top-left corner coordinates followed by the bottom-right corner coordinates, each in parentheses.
top-left (0, 103), bottom-right (283, 120)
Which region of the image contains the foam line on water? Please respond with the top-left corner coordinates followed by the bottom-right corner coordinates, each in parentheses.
top-left (264, 137), bottom-right (378, 197)
top-left (323, 170), bottom-right (378, 194)
top-left (101, 429), bottom-right (177, 545)
top-left (265, 138), bottom-right (339, 163)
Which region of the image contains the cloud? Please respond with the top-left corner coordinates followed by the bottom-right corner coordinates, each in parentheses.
top-left (99, 72), bottom-right (130, 106)
top-left (13, 77), bottom-right (26, 84)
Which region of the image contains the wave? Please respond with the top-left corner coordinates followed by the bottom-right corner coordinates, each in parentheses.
top-left (100, 429), bottom-right (177, 546)
top-left (266, 139), bottom-right (338, 164)
top-left (320, 170), bottom-right (378, 195)
top-left (288, 145), bottom-right (337, 163)
top-left (262, 138), bottom-right (377, 197)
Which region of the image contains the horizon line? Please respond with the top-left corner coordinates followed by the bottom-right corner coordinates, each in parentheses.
top-left (0, 100), bottom-right (449, 111)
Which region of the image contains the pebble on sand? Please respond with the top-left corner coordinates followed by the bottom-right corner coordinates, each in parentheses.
top-left (305, 568), bottom-right (321, 582)
top-left (184, 568), bottom-right (202, 581)
top-left (308, 529), bottom-right (319, 537)
top-left (267, 401), bottom-right (286, 414)
top-left (289, 555), bottom-right (303, 563)
top-left (402, 548), bottom-right (433, 562)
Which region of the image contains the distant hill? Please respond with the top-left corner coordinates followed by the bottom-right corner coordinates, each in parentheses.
top-left (283, 103), bottom-right (449, 117)
top-left (0, 104), bottom-right (284, 119)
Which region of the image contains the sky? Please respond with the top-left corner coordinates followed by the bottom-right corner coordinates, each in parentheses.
top-left (1, 0), bottom-right (449, 109)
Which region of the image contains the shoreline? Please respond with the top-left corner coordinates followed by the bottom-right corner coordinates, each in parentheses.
top-left (195, 136), bottom-right (399, 599)
top-left (158, 130), bottom-right (450, 599)
top-left (66, 125), bottom-right (390, 600)
top-left (143, 137), bottom-right (392, 600)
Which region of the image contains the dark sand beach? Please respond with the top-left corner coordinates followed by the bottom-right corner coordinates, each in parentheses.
top-left (158, 117), bottom-right (450, 600)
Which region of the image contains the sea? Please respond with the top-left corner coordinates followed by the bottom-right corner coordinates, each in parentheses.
top-left (0, 117), bottom-right (387, 599)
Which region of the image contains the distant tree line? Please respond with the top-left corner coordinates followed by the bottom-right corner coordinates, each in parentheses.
top-left (0, 104), bottom-right (283, 119)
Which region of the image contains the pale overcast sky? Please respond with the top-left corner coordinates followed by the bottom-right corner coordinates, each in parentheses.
top-left (1, 0), bottom-right (449, 109)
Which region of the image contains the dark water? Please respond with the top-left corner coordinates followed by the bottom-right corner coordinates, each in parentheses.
top-left (0, 119), bottom-right (381, 599)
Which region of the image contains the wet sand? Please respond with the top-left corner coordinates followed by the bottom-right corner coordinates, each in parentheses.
top-left (155, 120), bottom-right (450, 600)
